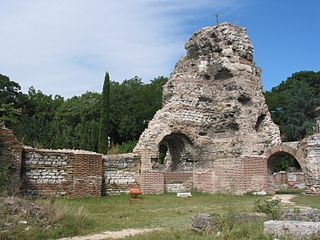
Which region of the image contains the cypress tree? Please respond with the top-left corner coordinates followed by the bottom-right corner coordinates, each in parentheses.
top-left (98, 72), bottom-right (110, 154)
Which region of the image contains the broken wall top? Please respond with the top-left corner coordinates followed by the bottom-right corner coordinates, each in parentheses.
top-left (134, 22), bottom-right (281, 171)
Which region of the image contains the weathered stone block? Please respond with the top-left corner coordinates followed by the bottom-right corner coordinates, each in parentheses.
top-left (192, 213), bottom-right (216, 232)
top-left (264, 220), bottom-right (320, 239)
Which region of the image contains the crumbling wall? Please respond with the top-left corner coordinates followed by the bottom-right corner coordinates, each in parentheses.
top-left (22, 147), bottom-right (103, 197)
top-left (0, 127), bottom-right (23, 193)
top-left (134, 22), bottom-right (281, 194)
top-left (300, 134), bottom-right (320, 194)
top-left (104, 154), bottom-right (140, 195)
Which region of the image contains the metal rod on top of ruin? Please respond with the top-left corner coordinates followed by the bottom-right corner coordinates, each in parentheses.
top-left (216, 14), bottom-right (219, 25)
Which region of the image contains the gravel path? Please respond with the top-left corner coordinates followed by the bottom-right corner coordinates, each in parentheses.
top-left (272, 194), bottom-right (310, 209)
top-left (272, 194), bottom-right (297, 204)
top-left (58, 228), bottom-right (161, 240)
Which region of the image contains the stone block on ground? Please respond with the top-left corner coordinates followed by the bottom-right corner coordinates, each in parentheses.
top-left (264, 220), bottom-right (320, 240)
top-left (281, 209), bottom-right (320, 222)
top-left (177, 192), bottom-right (192, 198)
top-left (192, 213), bottom-right (217, 232)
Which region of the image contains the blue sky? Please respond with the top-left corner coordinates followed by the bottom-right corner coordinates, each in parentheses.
top-left (0, 0), bottom-right (319, 97)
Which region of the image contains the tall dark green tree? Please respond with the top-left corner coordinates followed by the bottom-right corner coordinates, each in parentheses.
top-left (0, 74), bottom-right (22, 127)
top-left (265, 71), bottom-right (320, 141)
top-left (98, 72), bottom-right (111, 154)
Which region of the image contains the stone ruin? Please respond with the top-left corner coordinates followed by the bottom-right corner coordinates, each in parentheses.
top-left (134, 22), bottom-right (282, 194)
top-left (1, 23), bottom-right (320, 197)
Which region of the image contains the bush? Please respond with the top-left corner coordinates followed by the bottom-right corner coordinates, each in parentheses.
top-left (109, 140), bottom-right (138, 154)
top-left (0, 162), bottom-right (12, 195)
top-left (253, 198), bottom-right (282, 220)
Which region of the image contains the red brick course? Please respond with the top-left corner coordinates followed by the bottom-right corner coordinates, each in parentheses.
top-left (140, 172), bottom-right (164, 194)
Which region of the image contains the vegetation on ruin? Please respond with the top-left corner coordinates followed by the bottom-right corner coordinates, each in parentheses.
top-left (0, 162), bottom-right (11, 195)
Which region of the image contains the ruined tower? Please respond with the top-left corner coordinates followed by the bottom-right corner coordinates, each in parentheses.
top-left (134, 23), bottom-right (281, 194)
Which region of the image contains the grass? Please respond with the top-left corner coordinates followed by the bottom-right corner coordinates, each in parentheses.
top-left (35, 193), bottom-right (272, 239)
top-left (291, 195), bottom-right (320, 209)
top-left (123, 221), bottom-right (274, 240)
top-left (2, 192), bottom-right (294, 239)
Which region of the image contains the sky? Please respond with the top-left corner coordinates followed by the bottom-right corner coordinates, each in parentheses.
top-left (0, 0), bottom-right (319, 98)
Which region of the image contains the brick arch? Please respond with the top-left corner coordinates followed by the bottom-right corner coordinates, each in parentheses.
top-left (154, 127), bottom-right (198, 149)
top-left (156, 131), bottom-right (198, 171)
top-left (265, 144), bottom-right (305, 170)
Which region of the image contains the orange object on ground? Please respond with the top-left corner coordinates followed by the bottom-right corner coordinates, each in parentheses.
top-left (129, 188), bottom-right (142, 200)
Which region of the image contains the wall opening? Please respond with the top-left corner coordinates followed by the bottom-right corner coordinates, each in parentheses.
top-left (267, 152), bottom-right (305, 190)
top-left (153, 133), bottom-right (196, 172)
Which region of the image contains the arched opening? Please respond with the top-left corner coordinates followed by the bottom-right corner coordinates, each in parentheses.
top-left (153, 133), bottom-right (197, 171)
top-left (267, 152), bottom-right (305, 191)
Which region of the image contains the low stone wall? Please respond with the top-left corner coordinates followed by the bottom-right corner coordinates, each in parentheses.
top-left (273, 171), bottom-right (305, 190)
top-left (139, 157), bottom-right (269, 194)
top-left (104, 154), bottom-right (140, 195)
top-left (205, 157), bottom-right (268, 194)
top-left (22, 147), bottom-right (103, 197)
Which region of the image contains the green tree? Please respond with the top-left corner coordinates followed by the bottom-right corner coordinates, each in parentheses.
top-left (0, 103), bottom-right (21, 127)
top-left (98, 72), bottom-right (111, 154)
top-left (0, 74), bottom-right (22, 127)
top-left (265, 71), bottom-right (320, 141)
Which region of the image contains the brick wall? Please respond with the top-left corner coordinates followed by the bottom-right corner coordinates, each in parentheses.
top-left (242, 157), bottom-right (268, 193)
top-left (0, 127), bottom-right (22, 192)
top-left (104, 154), bottom-right (140, 195)
top-left (72, 154), bottom-right (103, 197)
top-left (138, 157), bottom-right (270, 194)
top-left (192, 157), bottom-right (268, 194)
top-left (193, 170), bottom-right (215, 192)
top-left (22, 147), bottom-right (103, 197)
top-left (140, 172), bottom-right (164, 194)
top-left (212, 158), bottom-right (244, 193)
top-left (164, 172), bottom-right (193, 192)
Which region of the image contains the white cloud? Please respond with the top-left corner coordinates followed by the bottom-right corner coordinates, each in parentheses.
top-left (0, 0), bottom-right (243, 97)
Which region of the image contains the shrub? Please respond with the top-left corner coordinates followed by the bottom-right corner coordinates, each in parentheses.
top-left (109, 140), bottom-right (138, 154)
top-left (0, 162), bottom-right (12, 195)
top-left (253, 198), bottom-right (282, 220)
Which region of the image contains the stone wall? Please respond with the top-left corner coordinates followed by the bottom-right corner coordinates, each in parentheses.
top-left (22, 147), bottom-right (103, 197)
top-left (300, 134), bottom-right (320, 194)
top-left (273, 171), bottom-right (305, 190)
top-left (104, 154), bottom-right (140, 194)
top-left (0, 128), bottom-right (23, 193)
top-left (133, 22), bottom-right (281, 194)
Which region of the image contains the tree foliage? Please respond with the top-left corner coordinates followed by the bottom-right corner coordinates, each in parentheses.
top-left (98, 72), bottom-right (110, 154)
top-left (1, 74), bottom-right (167, 152)
top-left (265, 71), bottom-right (320, 141)
top-left (0, 74), bottom-right (22, 127)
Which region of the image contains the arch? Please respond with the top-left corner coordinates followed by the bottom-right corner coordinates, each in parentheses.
top-left (153, 132), bottom-right (197, 171)
top-left (265, 144), bottom-right (305, 170)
